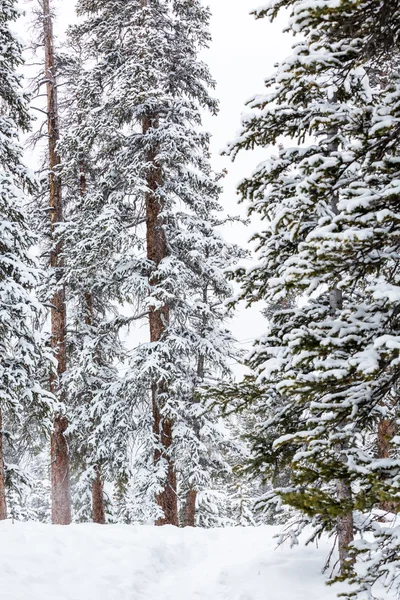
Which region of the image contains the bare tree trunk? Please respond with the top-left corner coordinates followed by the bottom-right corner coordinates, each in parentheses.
top-left (42, 0), bottom-right (71, 525)
top-left (0, 410), bottom-right (7, 520)
top-left (184, 489), bottom-right (197, 527)
top-left (51, 416), bottom-right (70, 524)
top-left (336, 473), bottom-right (354, 568)
top-left (377, 416), bottom-right (398, 513)
top-left (92, 465), bottom-right (106, 524)
top-left (143, 114), bottom-right (178, 526)
top-left (153, 401), bottom-right (178, 526)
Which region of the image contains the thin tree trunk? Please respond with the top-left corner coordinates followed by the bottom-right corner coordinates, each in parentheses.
top-left (184, 290), bottom-right (207, 528)
top-left (331, 286), bottom-right (354, 571)
top-left (377, 416), bottom-right (398, 513)
top-left (51, 416), bottom-right (70, 524)
top-left (42, 0), bottom-right (71, 525)
top-left (143, 114), bottom-right (178, 527)
top-left (0, 410), bottom-right (7, 520)
top-left (153, 403), bottom-right (177, 526)
top-left (83, 290), bottom-right (106, 524)
top-left (336, 471), bottom-right (354, 568)
top-left (327, 103), bottom-right (354, 569)
top-left (184, 489), bottom-right (197, 527)
top-left (92, 465), bottom-right (106, 524)
top-left (80, 161), bottom-right (106, 524)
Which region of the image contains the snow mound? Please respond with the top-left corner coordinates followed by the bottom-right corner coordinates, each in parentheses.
top-left (0, 521), bottom-right (346, 600)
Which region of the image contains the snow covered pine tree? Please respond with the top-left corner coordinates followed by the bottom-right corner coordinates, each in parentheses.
top-left (34, 0), bottom-right (72, 525)
top-left (225, 0), bottom-right (400, 595)
top-left (0, 0), bottom-right (52, 521)
top-left (57, 45), bottom-right (147, 524)
top-left (68, 0), bottom-right (242, 526)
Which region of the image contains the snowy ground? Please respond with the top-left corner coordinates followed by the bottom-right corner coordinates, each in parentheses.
top-left (0, 522), bottom-right (349, 600)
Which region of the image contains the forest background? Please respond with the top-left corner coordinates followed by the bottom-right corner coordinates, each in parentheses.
top-left (25, 0), bottom-right (291, 373)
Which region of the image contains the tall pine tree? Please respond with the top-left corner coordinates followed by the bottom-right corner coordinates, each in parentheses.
top-left (0, 0), bottom-right (52, 521)
top-left (57, 46), bottom-right (147, 523)
top-left (225, 0), bottom-right (400, 594)
top-left (67, 0), bottom-right (243, 526)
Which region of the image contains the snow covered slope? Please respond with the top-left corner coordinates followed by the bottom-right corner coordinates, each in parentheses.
top-left (0, 522), bottom-right (347, 600)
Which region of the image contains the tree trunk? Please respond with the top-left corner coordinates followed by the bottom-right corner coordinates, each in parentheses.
top-left (83, 291), bottom-right (106, 524)
top-left (336, 475), bottom-right (354, 568)
top-left (153, 400), bottom-right (178, 526)
top-left (377, 416), bottom-right (398, 513)
top-left (0, 410), bottom-right (7, 520)
top-left (51, 416), bottom-right (70, 524)
top-left (184, 489), bottom-right (197, 527)
top-left (42, 0), bottom-right (71, 525)
top-left (327, 106), bottom-right (354, 570)
top-left (330, 286), bottom-right (354, 572)
top-left (143, 114), bottom-right (178, 526)
top-left (184, 306), bottom-right (207, 528)
top-left (80, 157), bottom-right (106, 524)
top-left (92, 465), bottom-right (106, 524)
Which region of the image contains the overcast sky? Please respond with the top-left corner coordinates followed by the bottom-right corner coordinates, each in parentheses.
top-left (204, 1), bottom-right (293, 364)
top-left (24, 0), bottom-right (294, 375)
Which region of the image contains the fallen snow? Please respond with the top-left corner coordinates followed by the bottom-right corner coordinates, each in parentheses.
top-left (0, 521), bottom-right (348, 600)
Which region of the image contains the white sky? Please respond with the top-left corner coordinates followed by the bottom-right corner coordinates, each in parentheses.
top-left (203, 1), bottom-right (292, 366)
top-left (22, 0), bottom-right (293, 376)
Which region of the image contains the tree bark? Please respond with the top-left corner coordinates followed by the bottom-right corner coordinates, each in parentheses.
top-left (92, 465), bottom-right (106, 524)
top-left (184, 489), bottom-right (197, 527)
top-left (336, 474), bottom-right (354, 568)
top-left (143, 114), bottom-right (178, 526)
top-left (377, 416), bottom-right (398, 513)
top-left (51, 416), bottom-right (70, 524)
top-left (42, 0), bottom-right (71, 525)
top-left (0, 410), bottom-right (7, 520)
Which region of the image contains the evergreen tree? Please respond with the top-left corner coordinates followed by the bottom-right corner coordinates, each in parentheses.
top-left (66, 0), bottom-right (243, 526)
top-left (57, 47), bottom-right (148, 523)
top-left (29, 0), bottom-right (72, 525)
top-left (225, 0), bottom-right (400, 594)
top-left (0, 0), bottom-right (52, 520)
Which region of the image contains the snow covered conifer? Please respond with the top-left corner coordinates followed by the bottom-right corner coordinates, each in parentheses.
top-left (0, 0), bottom-right (52, 520)
top-left (28, 0), bottom-right (73, 525)
top-left (69, 0), bottom-right (242, 526)
top-left (226, 0), bottom-right (400, 593)
top-left (56, 46), bottom-right (149, 523)
top-left (171, 221), bottom-right (246, 527)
